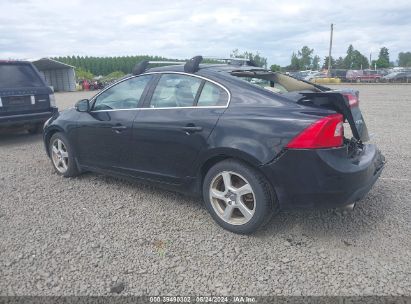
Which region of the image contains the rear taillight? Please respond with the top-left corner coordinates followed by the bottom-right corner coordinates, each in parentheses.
top-left (343, 93), bottom-right (359, 108)
top-left (49, 94), bottom-right (56, 107)
top-left (286, 114), bottom-right (344, 149)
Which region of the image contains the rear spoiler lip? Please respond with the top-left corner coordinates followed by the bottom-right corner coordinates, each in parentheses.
top-left (298, 91), bottom-right (362, 141)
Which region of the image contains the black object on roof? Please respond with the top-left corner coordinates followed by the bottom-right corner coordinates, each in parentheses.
top-left (184, 56), bottom-right (203, 73)
top-left (132, 60), bottom-right (149, 75)
top-left (132, 56), bottom-right (204, 75)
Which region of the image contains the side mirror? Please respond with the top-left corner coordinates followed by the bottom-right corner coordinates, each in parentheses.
top-left (75, 99), bottom-right (90, 112)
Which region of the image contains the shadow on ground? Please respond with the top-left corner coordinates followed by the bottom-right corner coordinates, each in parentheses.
top-left (0, 129), bottom-right (42, 146)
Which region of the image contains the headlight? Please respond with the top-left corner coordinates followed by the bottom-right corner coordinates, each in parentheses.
top-left (49, 94), bottom-right (56, 107)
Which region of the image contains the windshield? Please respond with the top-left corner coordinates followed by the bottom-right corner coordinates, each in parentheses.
top-left (0, 63), bottom-right (44, 88)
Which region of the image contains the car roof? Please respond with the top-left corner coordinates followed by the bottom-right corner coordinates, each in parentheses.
top-left (146, 63), bottom-right (268, 74)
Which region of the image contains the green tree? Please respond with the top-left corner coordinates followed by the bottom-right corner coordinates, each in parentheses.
top-left (286, 46), bottom-right (319, 71)
top-left (335, 56), bottom-right (345, 69)
top-left (54, 55), bottom-right (175, 76)
top-left (102, 71), bottom-right (125, 81)
top-left (270, 64), bottom-right (281, 72)
top-left (289, 52), bottom-right (300, 70)
top-left (398, 52), bottom-right (411, 67)
top-left (298, 46), bottom-right (314, 70)
top-left (230, 49), bottom-right (244, 58)
top-left (374, 47), bottom-right (390, 68)
top-left (230, 49), bottom-right (268, 68)
top-left (75, 67), bottom-right (93, 80)
top-left (343, 44), bottom-right (355, 69)
top-left (343, 45), bottom-right (369, 69)
top-left (251, 52), bottom-right (267, 68)
top-left (322, 56), bottom-right (336, 69)
top-left (352, 50), bottom-right (369, 69)
top-left (312, 55), bottom-right (320, 70)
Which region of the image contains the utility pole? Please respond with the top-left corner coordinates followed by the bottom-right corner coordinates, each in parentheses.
top-left (327, 23), bottom-right (333, 77)
top-left (370, 53), bottom-right (372, 69)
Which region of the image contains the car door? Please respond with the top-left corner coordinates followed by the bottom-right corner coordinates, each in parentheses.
top-left (131, 73), bottom-right (230, 184)
top-left (75, 74), bottom-right (154, 174)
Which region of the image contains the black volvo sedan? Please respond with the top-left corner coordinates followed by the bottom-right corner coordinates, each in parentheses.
top-left (43, 56), bottom-right (385, 234)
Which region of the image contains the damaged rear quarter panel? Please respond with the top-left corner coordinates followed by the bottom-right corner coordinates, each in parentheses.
top-left (207, 103), bottom-right (336, 165)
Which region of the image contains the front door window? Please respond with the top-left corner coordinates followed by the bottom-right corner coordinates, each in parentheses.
top-left (93, 75), bottom-right (152, 111)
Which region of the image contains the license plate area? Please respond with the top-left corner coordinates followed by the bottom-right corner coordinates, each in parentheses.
top-left (3, 95), bottom-right (32, 106)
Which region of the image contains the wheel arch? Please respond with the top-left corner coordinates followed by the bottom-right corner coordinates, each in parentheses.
top-left (197, 148), bottom-right (278, 201)
top-left (44, 126), bottom-right (65, 157)
top-left (198, 148), bottom-right (262, 179)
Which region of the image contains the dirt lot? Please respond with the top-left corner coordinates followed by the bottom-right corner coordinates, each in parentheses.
top-left (0, 85), bottom-right (410, 296)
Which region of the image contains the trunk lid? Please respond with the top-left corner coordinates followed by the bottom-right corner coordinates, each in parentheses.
top-left (298, 89), bottom-right (369, 142)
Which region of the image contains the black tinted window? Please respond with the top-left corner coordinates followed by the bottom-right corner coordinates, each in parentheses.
top-left (197, 82), bottom-right (229, 106)
top-left (93, 75), bottom-right (152, 111)
top-left (150, 74), bottom-right (202, 108)
top-left (0, 64), bottom-right (44, 88)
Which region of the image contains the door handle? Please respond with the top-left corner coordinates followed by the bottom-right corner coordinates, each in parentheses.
top-left (112, 125), bottom-right (127, 133)
top-left (181, 126), bottom-right (203, 133)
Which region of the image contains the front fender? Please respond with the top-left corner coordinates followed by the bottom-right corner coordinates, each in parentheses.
top-left (43, 109), bottom-right (79, 156)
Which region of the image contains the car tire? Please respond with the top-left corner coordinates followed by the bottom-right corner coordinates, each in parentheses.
top-left (27, 123), bottom-right (42, 134)
top-left (49, 132), bottom-right (80, 177)
top-left (202, 159), bottom-right (278, 234)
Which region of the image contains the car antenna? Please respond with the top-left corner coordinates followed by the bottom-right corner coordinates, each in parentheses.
top-left (184, 56), bottom-right (203, 73)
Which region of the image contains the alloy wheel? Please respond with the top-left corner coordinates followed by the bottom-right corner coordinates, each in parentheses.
top-left (209, 171), bottom-right (256, 225)
top-left (51, 138), bottom-right (69, 173)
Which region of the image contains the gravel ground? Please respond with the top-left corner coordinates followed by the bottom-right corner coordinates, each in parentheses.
top-left (0, 85), bottom-right (410, 296)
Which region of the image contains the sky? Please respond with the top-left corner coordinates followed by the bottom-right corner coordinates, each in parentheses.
top-left (1, 0), bottom-right (410, 66)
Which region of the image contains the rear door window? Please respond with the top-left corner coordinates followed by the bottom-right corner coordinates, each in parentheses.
top-left (0, 64), bottom-right (44, 88)
top-left (197, 82), bottom-right (229, 106)
top-left (149, 74), bottom-right (202, 108)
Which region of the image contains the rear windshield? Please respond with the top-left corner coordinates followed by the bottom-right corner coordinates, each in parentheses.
top-left (231, 71), bottom-right (322, 94)
top-left (0, 64), bottom-right (44, 88)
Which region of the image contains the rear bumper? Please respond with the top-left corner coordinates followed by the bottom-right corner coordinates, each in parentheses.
top-left (0, 108), bottom-right (57, 127)
top-left (261, 144), bottom-right (385, 209)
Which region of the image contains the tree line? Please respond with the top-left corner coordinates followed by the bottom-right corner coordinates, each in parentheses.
top-left (53, 55), bottom-right (222, 80)
top-left (271, 45), bottom-right (411, 72)
top-left (54, 46), bottom-right (411, 80)
top-left (278, 45), bottom-right (392, 72)
top-left (54, 55), bottom-right (172, 77)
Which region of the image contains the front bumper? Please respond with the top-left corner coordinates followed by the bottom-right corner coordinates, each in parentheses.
top-left (261, 144), bottom-right (385, 209)
top-left (0, 108), bottom-right (58, 127)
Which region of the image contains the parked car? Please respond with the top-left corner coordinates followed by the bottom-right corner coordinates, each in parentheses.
top-left (330, 69), bottom-right (348, 81)
top-left (346, 69), bottom-right (383, 82)
top-left (0, 60), bottom-right (57, 133)
top-left (382, 71), bottom-right (411, 82)
top-left (304, 71), bottom-right (327, 82)
top-left (291, 70), bottom-right (318, 80)
top-left (43, 56), bottom-right (385, 234)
